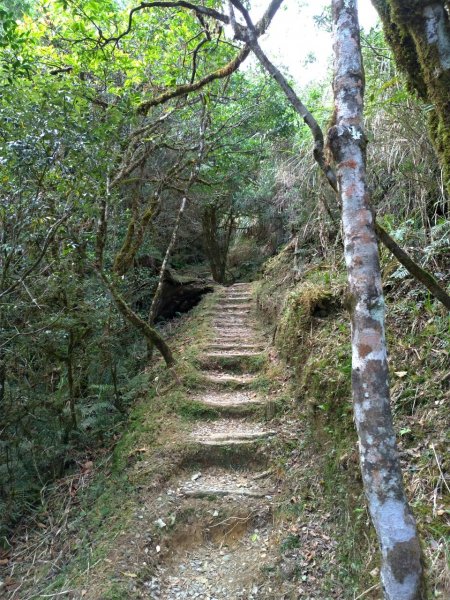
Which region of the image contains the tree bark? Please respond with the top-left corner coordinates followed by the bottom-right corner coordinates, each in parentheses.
top-left (328, 2), bottom-right (424, 598)
top-left (371, 0), bottom-right (450, 194)
top-left (148, 197), bottom-right (188, 326)
top-left (202, 205), bottom-right (234, 283)
top-left (99, 269), bottom-right (175, 367)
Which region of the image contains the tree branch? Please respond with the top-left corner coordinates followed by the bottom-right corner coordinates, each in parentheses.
top-left (101, 1), bottom-right (230, 47)
top-left (0, 213), bottom-right (70, 299)
top-left (97, 269), bottom-right (175, 366)
top-left (137, 46), bottom-right (250, 114)
top-left (137, 0), bottom-right (285, 113)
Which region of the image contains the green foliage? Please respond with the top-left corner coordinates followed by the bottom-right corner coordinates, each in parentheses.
top-left (0, 0), bottom-right (297, 535)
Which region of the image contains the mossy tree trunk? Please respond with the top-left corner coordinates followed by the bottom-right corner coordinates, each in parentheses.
top-left (329, 2), bottom-right (424, 598)
top-left (371, 0), bottom-right (450, 194)
top-left (95, 193), bottom-right (175, 368)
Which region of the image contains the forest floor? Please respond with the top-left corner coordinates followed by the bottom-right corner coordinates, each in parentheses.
top-left (3, 284), bottom-right (314, 599)
top-left (3, 277), bottom-right (448, 599)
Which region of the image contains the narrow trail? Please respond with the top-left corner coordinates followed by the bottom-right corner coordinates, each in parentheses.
top-left (151, 283), bottom-right (277, 599)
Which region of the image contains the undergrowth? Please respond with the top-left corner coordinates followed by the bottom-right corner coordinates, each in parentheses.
top-left (0, 291), bottom-right (220, 598)
top-left (256, 241), bottom-right (449, 598)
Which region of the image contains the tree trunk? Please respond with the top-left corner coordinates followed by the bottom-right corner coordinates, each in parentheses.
top-left (98, 269), bottom-right (175, 367)
top-left (328, 2), bottom-right (424, 598)
top-left (371, 0), bottom-right (450, 194)
top-left (202, 205), bottom-right (233, 284)
top-left (148, 197), bottom-right (188, 326)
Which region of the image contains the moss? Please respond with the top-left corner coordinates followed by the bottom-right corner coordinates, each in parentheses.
top-left (371, 0), bottom-right (427, 97)
top-left (372, 0), bottom-right (450, 194)
top-left (275, 282), bottom-right (333, 360)
top-left (255, 242), bottom-right (296, 321)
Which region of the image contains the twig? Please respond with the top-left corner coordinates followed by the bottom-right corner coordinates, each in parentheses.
top-left (40, 591), bottom-right (75, 598)
top-left (431, 443), bottom-right (450, 494)
top-left (354, 583), bottom-right (380, 600)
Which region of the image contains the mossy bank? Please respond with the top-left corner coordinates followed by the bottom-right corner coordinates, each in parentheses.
top-left (255, 242), bottom-right (449, 598)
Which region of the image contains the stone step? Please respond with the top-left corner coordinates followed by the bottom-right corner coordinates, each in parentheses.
top-left (179, 470), bottom-right (271, 499)
top-left (206, 343), bottom-right (264, 352)
top-left (202, 350), bottom-right (264, 359)
top-left (221, 297), bottom-right (252, 303)
top-left (214, 327), bottom-right (263, 344)
top-left (209, 310), bottom-right (252, 318)
top-left (200, 350), bottom-right (264, 365)
top-left (211, 324), bottom-right (253, 332)
top-left (201, 372), bottom-right (258, 387)
top-left (192, 420), bottom-right (276, 447)
top-left (193, 390), bottom-right (263, 408)
top-left (198, 352), bottom-right (265, 373)
top-left (218, 296), bottom-right (252, 303)
top-left (211, 328), bottom-right (258, 335)
top-left (212, 318), bottom-right (253, 326)
top-left (212, 311), bottom-right (252, 316)
top-left (214, 303), bottom-right (253, 311)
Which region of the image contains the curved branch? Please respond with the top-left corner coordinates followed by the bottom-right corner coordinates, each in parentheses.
top-left (137, 46), bottom-right (250, 114)
top-left (102, 1), bottom-right (230, 47)
top-left (97, 269), bottom-right (175, 367)
top-left (190, 37), bottom-right (209, 84)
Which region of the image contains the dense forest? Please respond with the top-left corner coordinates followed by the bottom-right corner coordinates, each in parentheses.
top-left (0, 1), bottom-right (449, 599)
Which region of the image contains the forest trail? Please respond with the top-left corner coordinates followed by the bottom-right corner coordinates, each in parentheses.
top-left (150, 283), bottom-right (277, 599)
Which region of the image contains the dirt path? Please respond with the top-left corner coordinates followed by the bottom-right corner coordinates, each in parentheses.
top-left (150, 283), bottom-right (277, 599)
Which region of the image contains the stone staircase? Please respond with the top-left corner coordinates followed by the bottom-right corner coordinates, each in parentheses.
top-left (153, 283), bottom-right (277, 599)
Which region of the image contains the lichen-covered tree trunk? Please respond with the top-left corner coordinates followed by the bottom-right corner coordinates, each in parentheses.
top-left (329, 2), bottom-right (424, 598)
top-left (371, 0), bottom-right (450, 194)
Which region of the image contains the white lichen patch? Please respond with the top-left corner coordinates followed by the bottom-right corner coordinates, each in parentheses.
top-left (370, 497), bottom-right (417, 548)
top-left (424, 4), bottom-right (450, 69)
